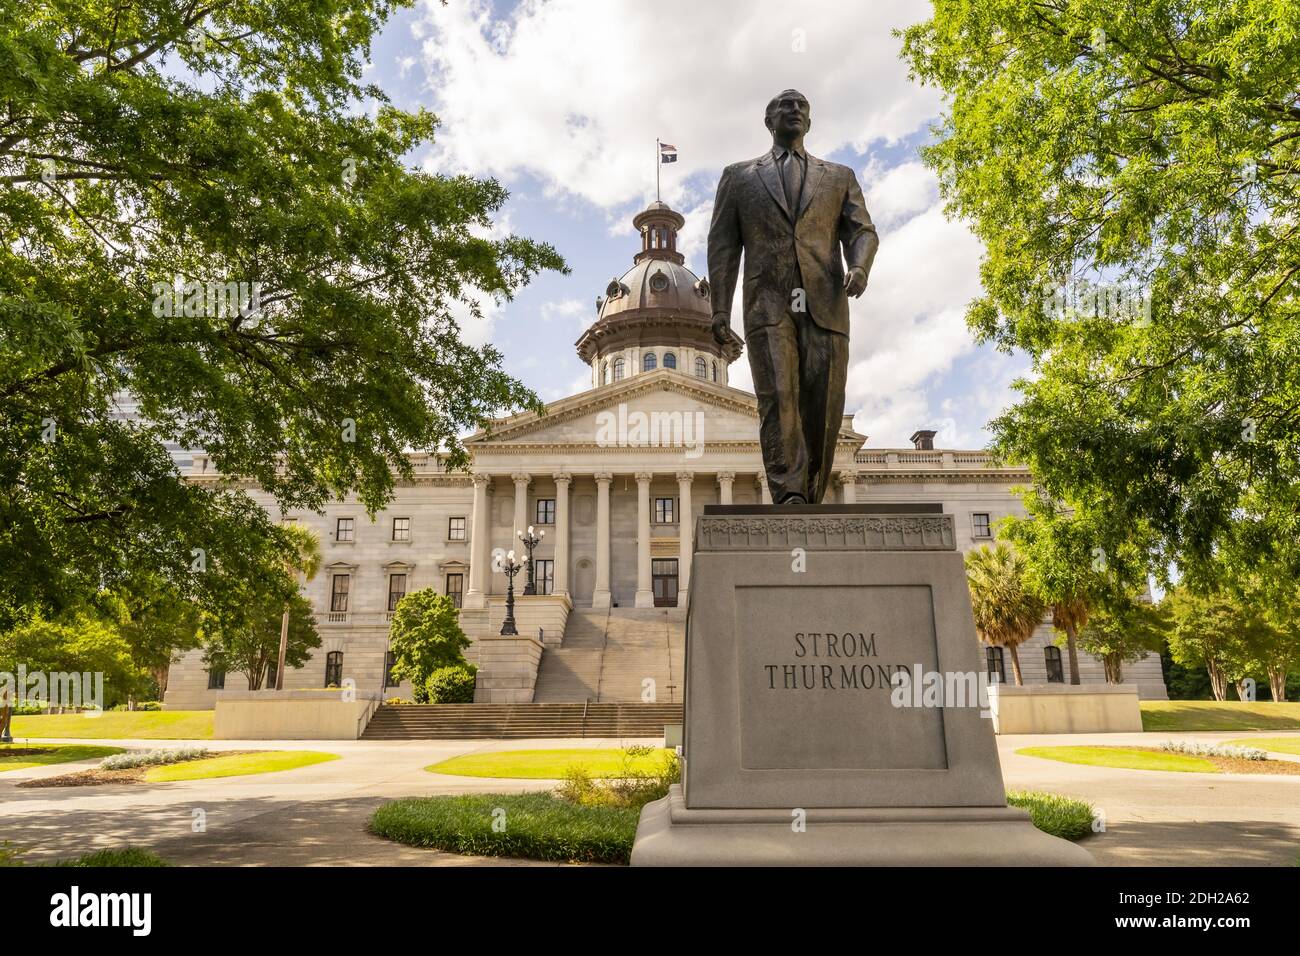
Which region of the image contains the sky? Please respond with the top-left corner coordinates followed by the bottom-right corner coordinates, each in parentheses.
top-left (360, 0), bottom-right (1031, 450)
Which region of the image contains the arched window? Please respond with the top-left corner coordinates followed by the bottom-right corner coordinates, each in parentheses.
top-left (695, 356), bottom-right (707, 379)
top-left (612, 358), bottom-right (625, 381)
top-left (985, 647), bottom-right (1005, 684)
top-left (1044, 646), bottom-right (1064, 683)
top-left (324, 651), bottom-right (343, 687)
top-left (600, 362), bottom-right (608, 385)
top-left (712, 360), bottom-right (718, 382)
top-left (663, 352), bottom-right (677, 370)
top-left (643, 352), bottom-right (657, 372)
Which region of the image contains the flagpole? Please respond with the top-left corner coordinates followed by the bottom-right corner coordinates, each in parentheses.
top-left (656, 138), bottom-right (660, 202)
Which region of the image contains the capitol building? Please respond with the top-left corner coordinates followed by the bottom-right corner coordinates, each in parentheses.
top-left (163, 202), bottom-right (1168, 709)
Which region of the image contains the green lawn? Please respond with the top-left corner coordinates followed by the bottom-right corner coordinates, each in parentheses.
top-left (370, 787), bottom-right (1094, 865)
top-left (0, 744), bottom-right (124, 772)
top-left (9, 711), bottom-right (214, 740)
top-left (1225, 737), bottom-right (1300, 756)
top-left (426, 748), bottom-right (674, 779)
top-left (370, 792), bottom-right (641, 863)
top-left (54, 848), bottom-right (168, 867)
top-left (1, 844), bottom-right (168, 868)
top-left (1141, 701), bottom-right (1300, 732)
top-left (1018, 745), bottom-right (1220, 773)
top-left (145, 750), bottom-right (338, 782)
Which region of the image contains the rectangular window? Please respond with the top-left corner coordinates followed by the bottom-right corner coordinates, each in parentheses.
top-left (207, 668), bottom-right (225, 690)
top-left (392, 517), bottom-right (410, 541)
top-left (654, 497), bottom-right (675, 524)
top-left (985, 647), bottom-right (1005, 684)
top-left (448, 516), bottom-right (467, 541)
top-left (445, 573), bottom-right (464, 609)
top-left (324, 651), bottom-right (343, 688)
top-left (330, 574), bottom-right (351, 613)
top-left (534, 559), bottom-right (554, 595)
top-left (385, 651), bottom-right (399, 689)
top-left (264, 660), bottom-right (277, 691)
top-left (1045, 647), bottom-right (1065, 683)
top-left (535, 498), bottom-right (556, 525)
top-left (972, 513), bottom-right (991, 538)
top-left (336, 517), bottom-right (355, 542)
top-left (388, 573), bottom-right (407, 612)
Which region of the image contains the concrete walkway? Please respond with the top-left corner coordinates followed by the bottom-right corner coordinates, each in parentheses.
top-left (2, 731), bottom-right (1298, 866)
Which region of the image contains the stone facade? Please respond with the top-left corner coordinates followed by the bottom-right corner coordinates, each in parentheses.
top-left (163, 201), bottom-right (1168, 709)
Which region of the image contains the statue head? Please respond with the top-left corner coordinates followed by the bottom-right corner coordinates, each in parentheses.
top-left (764, 89), bottom-right (811, 141)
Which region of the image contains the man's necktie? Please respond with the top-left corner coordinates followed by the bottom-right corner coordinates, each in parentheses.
top-left (780, 151), bottom-right (804, 214)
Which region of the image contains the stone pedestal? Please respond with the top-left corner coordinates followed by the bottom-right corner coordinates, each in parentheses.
top-left (630, 506), bottom-right (1093, 866)
top-left (473, 635), bottom-right (544, 703)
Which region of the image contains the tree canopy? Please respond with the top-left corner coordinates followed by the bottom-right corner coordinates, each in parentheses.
top-left (902, 0), bottom-right (1300, 579)
top-left (0, 1), bottom-right (565, 631)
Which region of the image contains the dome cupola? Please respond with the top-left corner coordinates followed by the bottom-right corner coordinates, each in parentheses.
top-left (576, 201), bottom-right (743, 388)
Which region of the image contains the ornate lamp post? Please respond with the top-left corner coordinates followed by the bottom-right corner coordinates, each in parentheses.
top-left (498, 549), bottom-right (523, 635)
top-left (517, 525), bottom-right (545, 595)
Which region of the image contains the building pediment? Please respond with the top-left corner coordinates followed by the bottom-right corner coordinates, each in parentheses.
top-left (465, 370), bottom-right (865, 450)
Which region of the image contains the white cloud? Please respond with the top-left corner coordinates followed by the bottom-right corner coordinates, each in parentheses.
top-left (446, 293), bottom-right (504, 349)
top-left (413, 0), bottom-right (940, 210)
top-left (541, 296), bottom-right (590, 333)
top-left (843, 202), bottom-right (985, 446)
top-left (865, 160), bottom-right (939, 229)
top-left (403, 0), bottom-right (1028, 450)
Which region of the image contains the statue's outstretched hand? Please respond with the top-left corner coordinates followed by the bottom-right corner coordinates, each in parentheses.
top-left (845, 267), bottom-right (868, 298)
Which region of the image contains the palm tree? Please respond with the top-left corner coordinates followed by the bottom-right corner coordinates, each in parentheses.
top-left (965, 544), bottom-right (1047, 686)
top-left (274, 523), bottom-right (321, 690)
top-left (1050, 594), bottom-right (1088, 685)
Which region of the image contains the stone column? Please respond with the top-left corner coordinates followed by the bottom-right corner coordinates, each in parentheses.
top-left (717, 470), bottom-right (734, 505)
top-left (838, 470), bottom-right (858, 504)
top-left (552, 472), bottom-right (571, 596)
top-left (511, 471), bottom-right (531, 539)
top-left (757, 474), bottom-right (773, 505)
top-left (592, 472), bottom-right (613, 608)
top-left (677, 471), bottom-right (694, 605)
top-left (466, 473), bottom-right (491, 608)
top-left (635, 472), bottom-right (654, 607)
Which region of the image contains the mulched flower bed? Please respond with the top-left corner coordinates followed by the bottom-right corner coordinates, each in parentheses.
top-left (18, 751), bottom-right (257, 788)
top-left (1131, 746), bottom-right (1300, 775)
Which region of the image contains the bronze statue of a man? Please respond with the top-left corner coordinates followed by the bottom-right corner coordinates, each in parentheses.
top-left (708, 89), bottom-right (878, 504)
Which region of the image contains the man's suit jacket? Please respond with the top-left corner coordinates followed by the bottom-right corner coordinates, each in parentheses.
top-left (707, 150), bottom-right (878, 336)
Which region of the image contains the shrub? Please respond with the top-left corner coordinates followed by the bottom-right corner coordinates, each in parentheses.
top-left (423, 665), bottom-right (477, 704)
top-left (389, 589), bottom-right (472, 697)
top-left (1159, 740), bottom-right (1267, 761)
top-left (369, 792), bottom-right (637, 864)
top-left (1006, 790), bottom-right (1096, 841)
top-left (101, 747), bottom-right (209, 770)
top-left (556, 747), bottom-right (680, 809)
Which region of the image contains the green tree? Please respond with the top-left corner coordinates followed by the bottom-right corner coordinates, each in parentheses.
top-left (114, 577), bottom-right (202, 701)
top-left (901, 1), bottom-right (1300, 577)
top-left (0, 2), bottom-right (565, 629)
top-left (1228, 575), bottom-right (1300, 702)
top-left (387, 589), bottom-right (471, 700)
top-left (965, 544), bottom-right (1048, 685)
top-left (1075, 594), bottom-right (1169, 684)
top-left (0, 610), bottom-right (143, 708)
top-left (202, 584), bottom-right (319, 691)
top-left (274, 523), bottom-right (321, 690)
top-left (1165, 587), bottom-right (1253, 700)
